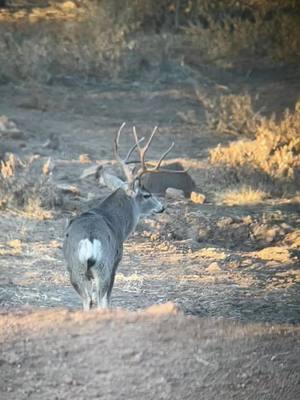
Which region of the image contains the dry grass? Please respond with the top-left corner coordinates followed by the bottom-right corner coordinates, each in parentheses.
top-left (183, 6), bottom-right (300, 67)
top-left (216, 186), bottom-right (269, 206)
top-left (0, 239), bottom-right (22, 256)
top-left (22, 198), bottom-right (53, 220)
top-left (249, 246), bottom-right (291, 263)
top-left (0, 1), bottom-right (299, 82)
top-left (210, 101), bottom-right (300, 193)
top-left (0, 2), bottom-right (127, 81)
top-left (191, 248), bottom-right (227, 260)
top-left (0, 153), bottom-right (59, 215)
top-left (197, 92), bottom-right (261, 136)
top-left (284, 230), bottom-right (300, 249)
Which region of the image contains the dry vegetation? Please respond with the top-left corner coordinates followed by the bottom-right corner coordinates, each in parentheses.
top-left (183, 0), bottom-right (300, 67)
top-left (0, 1), bottom-right (299, 204)
top-left (0, 1), bottom-right (300, 82)
top-left (209, 100), bottom-right (300, 197)
top-left (0, 152), bottom-right (58, 216)
top-left (216, 185), bottom-right (269, 206)
top-left (197, 92), bottom-right (261, 137)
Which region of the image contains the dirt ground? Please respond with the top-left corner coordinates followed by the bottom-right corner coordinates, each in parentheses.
top-left (0, 65), bottom-right (300, 398)
top-left (1, 304), bottom-right (300, 400)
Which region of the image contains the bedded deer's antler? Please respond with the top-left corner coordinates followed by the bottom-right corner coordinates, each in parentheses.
top-left (131, 126), bottom-right (189, 179)
top-left (114, 123), bottom-right (188, 186)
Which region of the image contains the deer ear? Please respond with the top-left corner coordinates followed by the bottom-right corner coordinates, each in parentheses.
top-left (132, 177), bottom-right (142, 193)
top-left (100, 169), bottom-right (128, 191)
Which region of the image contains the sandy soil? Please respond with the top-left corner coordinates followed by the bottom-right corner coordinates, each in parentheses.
top-left (1, 304), bottom-right (300, 400)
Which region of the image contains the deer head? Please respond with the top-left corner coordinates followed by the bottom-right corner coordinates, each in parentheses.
top-left (101, 122), bottom-right (186, 216)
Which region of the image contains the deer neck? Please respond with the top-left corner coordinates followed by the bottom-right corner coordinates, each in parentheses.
top-left (97, 188), bottom-right (140, 241)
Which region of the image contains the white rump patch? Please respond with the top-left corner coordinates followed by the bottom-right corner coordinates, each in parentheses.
top-left (78, 239), bottom-right (102, 264)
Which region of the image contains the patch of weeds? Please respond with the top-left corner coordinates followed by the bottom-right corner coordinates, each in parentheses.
top-left (210, 101), bottom-right (300, 194)
top-left (196, 91), bottom-right (261, 136)
top-left (216, 186), bottom-right (269, 206)
top-left (0, 153), bottom-right (60, 217)
top-left (1, 1), bottom-right (300, 82)
top-left (183, 1), bottom-right (300, 66)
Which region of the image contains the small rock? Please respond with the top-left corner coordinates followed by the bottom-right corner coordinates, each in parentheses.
top-left (197, 227), bottom-right (211, 241)
top-left (79, 154), bottom-right (91, 164)
top-left (206, 262), bottom-right (222, 273)
top-left (60, 1), bottom-right (77, 10)
top-left (242, 215), bottom-right (253, 225)
top-left (165, 188), bottom-right (185, 200)
top-left (56, 184), bottom-right (80, 195)
top-left (217, 217), bottom-right (234, 228)
top-left (150, 233), bottom-right (160, 242)
top-left (42, 133), bottom-right (59, 150)
top-left (80, 164), bottom-right (101, 179)
top-left (266, 227), bottom-right (280, 243)
top-left (0, 115), bottom-right (22, 137)
top-left (190, 191), bottom-right (206, 204)
top-left (280, 222), bottom-right (293, 232)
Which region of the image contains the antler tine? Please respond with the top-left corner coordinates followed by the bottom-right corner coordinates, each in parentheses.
top-left (113, 122), bottom-right (126, 162)
top-left (132, 126), bottom-right (145, 169)
top-left (124, 136), bottom-right (145, 164)
top-left (132, 125), bottom-right (158, 169)
top-left (154, 141), bottom-right (175, 170)
top-left (113, 122), bottom-right (134, 183)
top-left (143, 126), bottom-right (158, 156)
top-left (131, 125), bottom-right (188, 179)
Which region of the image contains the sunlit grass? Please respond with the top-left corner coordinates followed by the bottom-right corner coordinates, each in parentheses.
top-left (216, 186), bottom-right (269, 206)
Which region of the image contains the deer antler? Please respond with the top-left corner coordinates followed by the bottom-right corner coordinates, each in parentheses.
top-left (131, 126), bottom-right (189, 179)
top-left (114, 123), bottom-right (189, 187)
top-left (113, 122), bottom-right (145, 183)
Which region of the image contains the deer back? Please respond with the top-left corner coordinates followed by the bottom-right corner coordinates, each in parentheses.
top-left (63, 189), bottom-right (137, 272)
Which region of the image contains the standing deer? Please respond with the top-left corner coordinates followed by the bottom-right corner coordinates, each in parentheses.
top-left (63, 123), bottom-right (180, 310)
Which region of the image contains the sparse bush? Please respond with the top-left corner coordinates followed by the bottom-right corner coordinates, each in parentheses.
top-left (210, 101), bottom-right (300, 186)
top-left (0, 1), bottom-right (129, 81)
top-left (196, 91), bottom-right (261, 136)
top-left (0, 1), bottom-right (299, 82)
top-left (216, 186), bottom-right (269, 206)
top-left (0, 153), bottom-right (60, 214)
top-left (183, 0), bottom-right (300, 65)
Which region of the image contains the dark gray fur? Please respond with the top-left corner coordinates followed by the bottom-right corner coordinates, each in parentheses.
top-left (141, 162), bottom-right (195, 197)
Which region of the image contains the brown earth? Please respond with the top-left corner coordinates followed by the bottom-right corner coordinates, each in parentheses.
top-left (0, 304), bottom-right (300, 400)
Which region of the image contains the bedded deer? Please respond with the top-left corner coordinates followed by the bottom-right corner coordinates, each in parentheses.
top-left (63, 123), bottom-right (183, 310)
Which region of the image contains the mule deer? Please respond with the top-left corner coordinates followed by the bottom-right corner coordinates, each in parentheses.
top-left (99, 161), bottom-right (195, 198)
top-left (63, 123), bottom-right (182, 310)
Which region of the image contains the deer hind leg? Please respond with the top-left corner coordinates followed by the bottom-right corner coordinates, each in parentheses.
top-left (70, 273), bottom-right (93, 311)
top-left (106, 268), bottom-right (117, 306)
top-left (91, 266), bottom-right (110, 309)
top-left (106, 257), bottom-right (121, 306)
